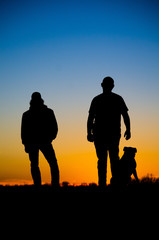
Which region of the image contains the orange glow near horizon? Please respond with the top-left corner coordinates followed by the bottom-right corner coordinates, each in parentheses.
top-left (0, 116), bottom-right (159, 186)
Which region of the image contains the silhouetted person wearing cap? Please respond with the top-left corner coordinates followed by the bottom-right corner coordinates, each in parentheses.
top-left (21, 92), bottom-right (59, 187)
top-left (87, 77), bottom-right (131, 187)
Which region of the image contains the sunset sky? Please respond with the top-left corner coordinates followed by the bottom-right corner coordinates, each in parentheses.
top-left (0, 0), bottom-right (159, 185)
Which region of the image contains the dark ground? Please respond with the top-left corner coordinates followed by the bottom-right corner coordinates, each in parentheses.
top-left (0, 177), bottom-right (158, 236)
top-left (1, 177), bottom-right (159, 197)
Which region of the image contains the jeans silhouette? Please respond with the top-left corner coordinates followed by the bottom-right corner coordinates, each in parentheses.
top-left (28, 143), bottom-right (59, 186)
top-left (94, 137), bottom-right (120, 187)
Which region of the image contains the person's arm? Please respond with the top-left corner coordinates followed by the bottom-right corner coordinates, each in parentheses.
top-left (87, 98), bottom-right (96, 142)
top-left (122, 111), bottom-right (131, 140)
top-left (87, 113), bottom-right (95, 142)
top-left (21, 113), bottom-right (30, 153)
top-left (50, 110), bottom-right (58, 141)
top-left (21, 113), bottom-right (27, 145)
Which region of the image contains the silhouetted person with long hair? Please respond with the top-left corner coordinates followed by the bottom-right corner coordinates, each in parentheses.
top-left (21, 92), bottom-right (59, 187)
top-left (87, 77), bottom-right (131, 187)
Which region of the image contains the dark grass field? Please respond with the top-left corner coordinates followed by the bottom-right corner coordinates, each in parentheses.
top-left (0, 176), bottom-right (158, 236)
top-left (1, 176), bottom-right (159, 197)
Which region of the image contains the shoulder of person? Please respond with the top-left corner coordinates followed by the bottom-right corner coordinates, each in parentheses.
top-left (44, 106), bottom-right (55, 116)
top-left (43, 105), bottom-right (52, 111)
top-left (92, 93), bottom-right (103, 102)
top-left (112, 92), bottom-right (126, 104)
top-left (111, 92), bottom-right (123, 100)
top-left (22, 110), bottom-right (30, 117)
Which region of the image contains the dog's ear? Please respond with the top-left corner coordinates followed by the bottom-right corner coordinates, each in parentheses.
top-left (123, 147), bottom-right (137, 153)
top-left (123, 147), bottom-right (127, 152)
top-left (129, 147), bottom-right (137, 153)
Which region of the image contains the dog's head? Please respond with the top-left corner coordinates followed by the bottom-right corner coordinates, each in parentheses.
top-left (123, 147), bottom-right (137, 158)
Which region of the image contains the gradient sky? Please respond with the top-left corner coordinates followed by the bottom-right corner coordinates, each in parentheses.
top-left (0, 0), bottom-right (159, 185)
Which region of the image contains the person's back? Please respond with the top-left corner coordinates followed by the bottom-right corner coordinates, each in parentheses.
top-left (90, 92), bottom-right (128, 141)
top-left (22, 103), bottom-right (58, 145)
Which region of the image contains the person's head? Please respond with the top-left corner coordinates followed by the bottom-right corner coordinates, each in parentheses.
top-left (101, 77), bottom-right (114, 93)
top-left (30, 92), bottom-right (44, 107)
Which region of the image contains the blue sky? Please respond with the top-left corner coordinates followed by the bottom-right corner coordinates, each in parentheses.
top-left (1, 0), bottom-right (159, 116)
top-left (1, 0), bottom-right (159, 96)
top-left (0, 0), bottom-right (159, 183)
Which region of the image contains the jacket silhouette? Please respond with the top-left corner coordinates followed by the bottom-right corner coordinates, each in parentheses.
top-left (87, 77), bottom-right (131, 187)
top-left (21, 92), bottom-right (59, 187)
top-left (21, 101), bottom-right (58, 146)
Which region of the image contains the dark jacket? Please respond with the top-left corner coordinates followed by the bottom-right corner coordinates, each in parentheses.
top-left (21, 105), bottom-right (58, 145)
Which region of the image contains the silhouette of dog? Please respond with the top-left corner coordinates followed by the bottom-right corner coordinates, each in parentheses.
top-left (119, 147), bottom-right (139, 184)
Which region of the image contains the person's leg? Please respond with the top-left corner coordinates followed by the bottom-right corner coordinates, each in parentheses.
top-left (40, 143), bottom-right (59, 187)
top-left (109, 137), bottom-right (120, 184)
top-left (28, 146), bottom-right (41, 186)
top-left (94, 141), bottom-right (108, 187)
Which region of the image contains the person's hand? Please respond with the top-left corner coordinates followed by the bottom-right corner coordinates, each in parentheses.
top-left (124, 130), bottom-right (131, 140)
top-left (24, 144), bottom-right (31, 153)
top-left (87, 134), bottom-right (94, 142)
